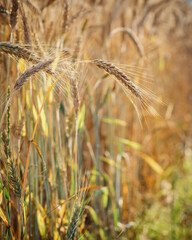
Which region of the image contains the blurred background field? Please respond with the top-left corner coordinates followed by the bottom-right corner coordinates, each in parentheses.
top-left (0, 0), bottom-right (192, 239)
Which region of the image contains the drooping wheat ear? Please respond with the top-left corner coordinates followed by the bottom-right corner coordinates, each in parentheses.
top-left (0, 42), bottom-right (40, 62)
top-left (70, 77), bottom-right (79, 117)
top-left (10, 0), bottom-right (19, 30)
top-left (66, 202), bottom-right (81, 240)
top-left (13, 58), bottom-right (54, 90)
top-left (0, 58), bottom-right (54, 130)
top-left (0, 42), bottom-right (54, 75)
top-left (7, 157), bottom-right (22, 199)
top-left (93, 59), bottom-right (142, 99)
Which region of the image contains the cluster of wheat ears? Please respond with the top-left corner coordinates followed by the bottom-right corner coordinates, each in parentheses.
top-left (0, 38), bottom-right (149, 240)
top-left (0, 0), bottom-right (191, 239)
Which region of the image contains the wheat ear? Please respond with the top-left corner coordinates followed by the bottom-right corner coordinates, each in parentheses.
top-left (0, 59), bottom-right (54, 130)
top-left (70, 78), bottom-right (79, 116)
top-left (19, 0), bottom-right (32, 46)
top-left (0, 42), bottom-right (54, 75)
top-left (62, 0), bottom-right (69, 33)
top-left (93, 59), bottom-right (142, 99)
top-left (1, 131), bottom-right (22, 199)
top-left (66, 202), bottom-right (81, 240)
top-left (10, 0), bottom-right (19, 30)
top-left (7, 158), bottom-right (22, 199)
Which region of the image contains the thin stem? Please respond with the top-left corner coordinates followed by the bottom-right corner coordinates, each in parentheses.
top-left (75, 115), bottom-right (78, 196)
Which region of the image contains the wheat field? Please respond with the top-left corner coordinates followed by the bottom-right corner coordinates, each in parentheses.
top-left (0, 0), bottom-right (192, 239)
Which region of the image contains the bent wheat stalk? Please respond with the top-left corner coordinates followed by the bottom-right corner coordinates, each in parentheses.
top-left (102, 27), bottom-right (145, 58)
top-left (0, 59), bottom-right (54, 130)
